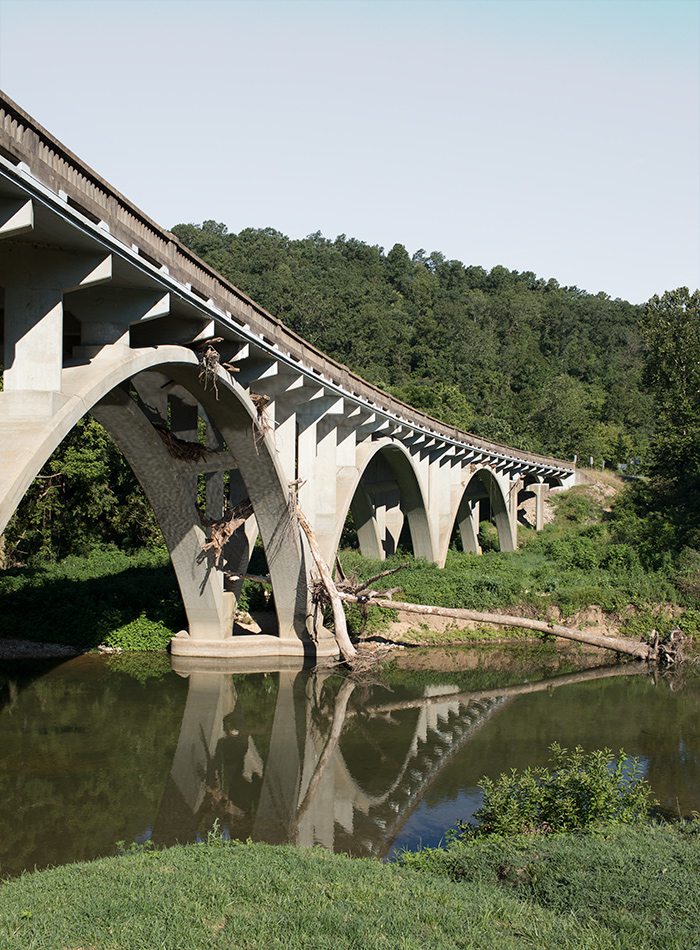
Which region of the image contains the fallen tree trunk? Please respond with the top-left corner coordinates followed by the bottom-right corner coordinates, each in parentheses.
top-left (295, 505), bottom-right (357, 663)
top-left (338, 593), bottom-right (653, 661)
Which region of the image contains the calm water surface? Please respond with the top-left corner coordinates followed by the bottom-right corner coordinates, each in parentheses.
top-left (0, 645), bottom-right (698, 877)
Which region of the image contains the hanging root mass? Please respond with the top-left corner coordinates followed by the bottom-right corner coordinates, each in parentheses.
top-left (197, 339), bottom-right (240, 400)
top-left (250, 392), bottom-right (272, 452)
top-left (200, 498), bottom-right (253, 566)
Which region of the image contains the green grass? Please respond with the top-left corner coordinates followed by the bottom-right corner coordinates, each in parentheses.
top-left (399, 822), bottom-right (700, 949)
top-left (0, 838), bottom-right (643, 949)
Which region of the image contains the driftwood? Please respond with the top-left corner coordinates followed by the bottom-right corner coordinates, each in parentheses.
top-left (154, 425), bottom-right (209, 463)
top-left (340, 565), bottom-right (408, 595)
top-left (337, 593), bottom-right (655, 661)
top-left (648, 628), bottom-right (684, 668)
top-left (295, 505), bottom-right (357, 662)
top-left (200, 499), bottom-right (254, 567)
top-left (226, 573), bottom-right (271, 586)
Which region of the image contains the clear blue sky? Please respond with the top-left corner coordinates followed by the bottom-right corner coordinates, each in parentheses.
top-left (0, 0), bottom-right (698, 302)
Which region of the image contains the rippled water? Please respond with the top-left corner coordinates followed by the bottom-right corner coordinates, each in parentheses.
top-left (0, 646), bottom-right (698, 877)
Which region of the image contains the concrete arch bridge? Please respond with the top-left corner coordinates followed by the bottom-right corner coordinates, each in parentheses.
top-left (0, 94), bottom-right (575, 660)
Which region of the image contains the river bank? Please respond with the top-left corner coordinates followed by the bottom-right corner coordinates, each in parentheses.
top-left (0, 823), bottom-right (697, 949)
top-left (1, 485), bottom-right (696, 658)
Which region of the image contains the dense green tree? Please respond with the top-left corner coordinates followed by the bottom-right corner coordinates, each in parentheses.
top-left (3, 417), bottom-right (161, 565)
top-left (172, 222), bottom-right (653, 464)
top-left (633, 289), bottom-right (700, 552)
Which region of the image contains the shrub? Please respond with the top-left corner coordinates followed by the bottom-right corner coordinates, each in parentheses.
top-left (102, 615), bottom-right (174, 651)
top-left (601, 543), bottom-right (642, 575)
top-left (461, 743), bottom-right (655, 837)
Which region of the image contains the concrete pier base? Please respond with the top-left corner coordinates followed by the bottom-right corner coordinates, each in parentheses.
top-left (170, 631), bottom-right (340, 660)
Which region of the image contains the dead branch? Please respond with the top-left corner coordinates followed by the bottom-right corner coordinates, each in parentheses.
top-left (200, 498), bottom-right (254, 567)
top-left (351, 564), bottom-right (408, 594)
top-left (337, 593), bottom-right (655, 661)
top-left (225, 572), bottom-right (271, 585)
top-left (154, 424), bottom-right (209, 463)
top-left (294, 504), bottom-right (357, 663)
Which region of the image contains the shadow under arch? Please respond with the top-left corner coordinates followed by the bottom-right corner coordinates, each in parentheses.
top-left (0, 345), bottom-right (307, 643)
top-left (445, 466), bottom-right (515, 561)
top-left (332, 440), bottom-right (437, 564)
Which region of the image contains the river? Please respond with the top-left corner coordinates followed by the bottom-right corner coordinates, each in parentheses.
top-left (0, 644), bottom-right (698, 878)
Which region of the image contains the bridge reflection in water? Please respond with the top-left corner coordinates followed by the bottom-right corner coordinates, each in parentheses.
top-left (153, 660), bottom-right (641, 857)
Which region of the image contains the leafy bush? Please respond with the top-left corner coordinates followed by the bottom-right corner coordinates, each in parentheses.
top-left (102, 616), bottom-right (174, 652)
top-left (478, 521), bottom-right (500, 552)
top-left (601, 543), bottom-right (642, 575)
top-left (461, 743), bottom-right (655, 837)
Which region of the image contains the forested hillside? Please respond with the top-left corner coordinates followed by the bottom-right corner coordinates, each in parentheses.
top-left (172, 222), bottom-right (652, 465)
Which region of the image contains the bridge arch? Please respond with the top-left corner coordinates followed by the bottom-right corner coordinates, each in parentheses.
top-left (331, 439), bottom-right (437, 564)
top-left (443, 466), bottom-right (515, 561)
top-left (0, 345), bottom-right (308, 643)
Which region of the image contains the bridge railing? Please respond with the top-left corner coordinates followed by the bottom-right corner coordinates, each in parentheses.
top-left (0, 92), bottom-right (572, 473)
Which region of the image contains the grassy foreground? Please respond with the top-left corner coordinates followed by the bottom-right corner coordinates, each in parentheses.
top-left (1, 827), bottom-right (698, 949)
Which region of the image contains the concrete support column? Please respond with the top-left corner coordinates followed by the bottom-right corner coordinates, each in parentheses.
top-left (507, 477), bottom-right (520, 550)
top-left (204, 413), bottom-right (225, 522)
top-left (169, 392), bottom-right (199, 502)
top-left (313, 420), bottom-right (339, 564)
top-left (430, 452), bottom-right (457, 567)
top-left (92, 387), bottom-right (234, 641)
top-left (1, 248), bottom-right (111, 398)
top-left (269, 402), bottom-right (297, 485)
top-left (3, 284), bottom-right (63, 392)
top-left (296, 410), bottom-right (318, 524)
top-left (380, 486), bottom-right (404, 557)
top-left (459, 498), bottom-right (482, 554)
top-left (532, 482), bottom-right (548, 531)
top-left (350, 484), bottom-right (384, 560)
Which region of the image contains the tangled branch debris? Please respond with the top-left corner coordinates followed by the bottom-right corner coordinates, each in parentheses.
top-left (647, 629), bottom-right (684, 669)
top-left (154, 425), bottom-right (209, 463)
top-left (200, 498), bottom-right (254, 566)
top-left (197, 338), bottom-right (240, 400)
